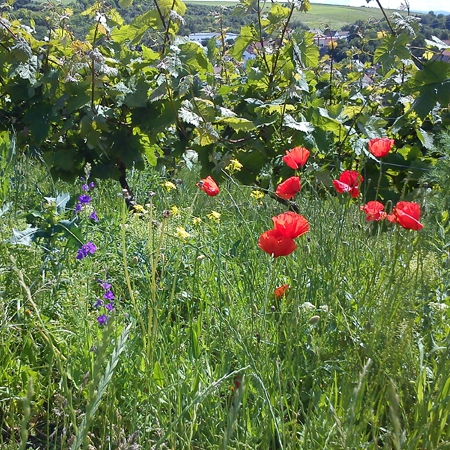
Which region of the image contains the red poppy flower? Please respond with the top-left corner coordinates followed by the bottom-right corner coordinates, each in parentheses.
top-left (332, 170), bottom-right (363, 198)
top-left (368, 138), bottom-right (394, 158)
top-left (360, 201), bottom-right (387, 221)
top-left (282, 147), bottom-right (310, 169)
top-left (258, 229), bottom-right (297, 258)
top-left (196, 176), bottom-right (220, 196)
top-left (387, 201), bottom-right (423, 230)
top-left (272, 211), bottom-right (310, 239)
top-left (274, 284), bottom-right (290, 299)
top-left (275, 176), bottom-right (301, 200)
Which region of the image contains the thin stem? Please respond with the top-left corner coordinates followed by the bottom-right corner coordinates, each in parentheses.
top-left (90, 21), bottom-right (100, 114)
top-left (374, 0), bottom-right (395, 35)
top-left (121, 199), bottom-right (148, 352)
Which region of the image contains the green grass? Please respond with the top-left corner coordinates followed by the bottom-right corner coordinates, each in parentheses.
top-left (186, 1), bottom-right (404, 29)
top-left (1, 149), bottom-right (450, 449)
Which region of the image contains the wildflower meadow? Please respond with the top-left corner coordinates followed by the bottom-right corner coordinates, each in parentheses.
top-left (2, 131), bottom-right (450, 449)
top-left (1, 0), bottom-right (450, 447)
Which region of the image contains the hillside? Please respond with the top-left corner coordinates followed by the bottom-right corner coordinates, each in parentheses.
top-left (185, 1), bottom-right (404, 30)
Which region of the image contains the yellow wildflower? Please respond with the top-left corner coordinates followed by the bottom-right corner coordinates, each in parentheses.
top-left (207, 210), bottom-right (221, 222)
top-left (250, 190), bottom-right (264, 200)
top-left (163, 181), bottom-right (177, 191)
top-left (170, 205), bottom-right (180, 216)
top-left (175, 227), bottom-right (191, 240)
top-left (226, 159), bottom-right (243, 173)
top-left (192, 217), bottom-right (202, 225)
top-left (132, 204), bottom-right (147, 214)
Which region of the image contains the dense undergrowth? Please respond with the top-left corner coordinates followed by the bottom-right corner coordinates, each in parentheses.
top-left (1, 133), bottom-right (450, 448)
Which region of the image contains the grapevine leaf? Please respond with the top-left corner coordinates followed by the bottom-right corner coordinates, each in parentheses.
top-left (293, 32), bottom-right (319, 68)
top-left (179, 104), bottom-right (202, 127)
top-left (283, 114), bottom-right (314, 133)
top-left (267, 4), bottom-right (290, 24)
top-left (232, 25), bottom-right (257, 60)
top-left (218, 117), bottom-right (256, 131)
top-left (196, 123), bottom-right (219, 146)
top-left (416, 128), bottom-right (434, 150)
top-left (178, 42), bottom-right (212, 73)
top-left (374, 33), bottom-right (410, 71)
top-left (402, 61), bottom-right (450, 119)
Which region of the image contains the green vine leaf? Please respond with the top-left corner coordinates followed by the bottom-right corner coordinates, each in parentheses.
top-left (218, 117), bottom-right (256, 131)
top-left (402, 61), bottom-right (450, 119)
top-left (283, 114), bottom-right (314, 133)
top-left (231, 24), bottom-right (257, 60)
top-left (374, 33), bottom-right (410, 72)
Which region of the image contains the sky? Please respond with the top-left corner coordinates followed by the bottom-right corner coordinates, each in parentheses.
top-left (311, 0), bottom-right (449, 13)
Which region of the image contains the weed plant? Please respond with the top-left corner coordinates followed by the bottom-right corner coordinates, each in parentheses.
top-left (1, 145), bottom-right (450, 449)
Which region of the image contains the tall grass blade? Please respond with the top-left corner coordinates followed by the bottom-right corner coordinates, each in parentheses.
top-left (71, 321), bottom-right (132, 450)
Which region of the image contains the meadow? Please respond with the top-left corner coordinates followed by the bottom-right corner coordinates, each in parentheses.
top-left (1, 135), bottom-right (450, 449)
top-left (185, 1), bottom-right (402, 29)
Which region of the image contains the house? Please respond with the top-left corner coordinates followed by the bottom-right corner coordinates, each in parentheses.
top-left (333, 31), bottom-right (350, 40)
top-left (435, 39), bottom-right (450, 63)
top-left (188, 32), bottom-right (238, 47)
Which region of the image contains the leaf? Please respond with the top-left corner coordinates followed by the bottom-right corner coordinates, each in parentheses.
top-left (178, 42), bottom-right (212, 74)
top-left (257, 103), bottom-right (296, 115)
top-left (283, 114), bottom-right (313, 133)
top-left (124, 78), bottom-right (150, 108)
top-left (293, 32), bottom-right (319, 68)
top-left (55, 192), bottom-right (70, 215)
top-left (196, 123), bottom-right (219, 146)
top-left (148, 82), bottom-right (167, 103)
top-left (267, 4), bottom-right (290, 24)
top-left (0, 202), bottom-right (12, 217)
top-left (179, 104), bottom-right (202, 127)
top-left (373, 33), bottom-right (411, 71)
top-left (425, 36), bottom-right (450, 51)
top-left (141, 45), bottom-right (160, 63)
top-left (111, 9), bottom-right (160, 45)
top-left (403, 61), bottom-right (450, 119)
top-left (54, 219), bottom-right (83, 249)
top-left (10, 226), bottom-right (38, 246)
top-left (231, 25), bottom-right (257, 60)
top-left (22, 102), bottom-right (53, 144)
top-left (153, 361), bottom-right (165, 387)
top-left (218, 117), bottom-right (256, 131)
top-left (311, 108), bottom-right (345, 138)
top-left (416, 128), bottom-right (434, 150)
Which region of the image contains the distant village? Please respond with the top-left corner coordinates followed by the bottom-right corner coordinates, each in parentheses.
top-left (187, 29), bottom-right (450, 64)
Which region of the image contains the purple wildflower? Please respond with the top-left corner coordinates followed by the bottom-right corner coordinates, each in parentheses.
top-left (82, 184), bottom-right (89, 191)
top-left (98, 280), bottom-right (112, 291)
top-left (104, 290), bottom-right (115, 300)
top-left (90, 211), bottom-right (99, 222)
top-left (97, 314), bottom-right (109, 326)
top-left (105, 302), bottom-right (114, 311)
top-left (89, 182), bottom-right (95, 189)
top-left (78, 194), bottom-right (91, 205)
top-left (76, 242), bottom-right (97, 260)
top-left (94, 299), bottom-right (103, 308)
top-left (75, 203), bottom-right (83, 213)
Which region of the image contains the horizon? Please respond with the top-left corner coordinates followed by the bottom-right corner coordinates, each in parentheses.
top-left (311, 0), bottom-right (449, 13)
